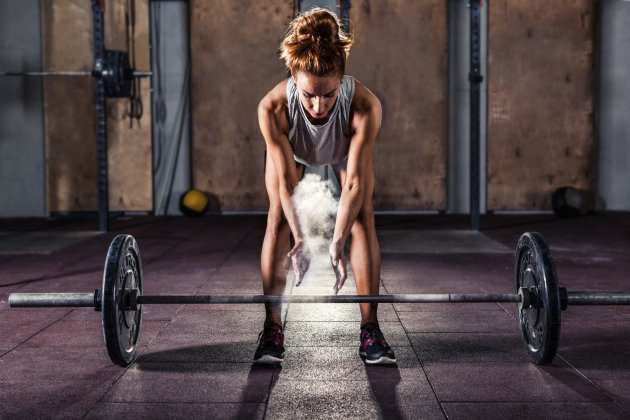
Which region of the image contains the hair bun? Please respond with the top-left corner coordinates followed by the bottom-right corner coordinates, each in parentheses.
top-left (280, 7), bottom-right (354, 77)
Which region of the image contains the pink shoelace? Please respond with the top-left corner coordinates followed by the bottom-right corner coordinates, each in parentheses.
top-left (258, 324), bottom-right (284, 347)
top-left (361, 326), bottom-right (389, 349)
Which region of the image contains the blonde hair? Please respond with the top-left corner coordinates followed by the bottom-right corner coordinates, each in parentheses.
top-left (280, 7), bottom-right (354, 77)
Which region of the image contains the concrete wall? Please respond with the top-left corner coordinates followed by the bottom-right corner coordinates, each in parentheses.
top-left (598, 0), bottom-right (630, 211)
top-left (0, 1), bottom-right (46, 217)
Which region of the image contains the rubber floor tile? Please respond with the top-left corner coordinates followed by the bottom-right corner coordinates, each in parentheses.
top-left (398, 310), bottom-right (517, 333)
top-left (593, 379), bottom-right (630, 413)
top-left (159, 310), bottom-right (265, 334)
top-left (12, 271), bottom-right (103, 293)
top-left (22, 319), bottom-right (166, 349)
top-left (0, 380), bottom-right (113, 419)
top-left (84, 402), bottom-right (266, 420)
top-left (0, 346), bottom-right (122, 381)
top-left (423, 361), bottom-right (610, 402)
top-left (266, 379), bottom-right (444, 420)
top-left (140, 333), bottom-right (257, 363)
top-left (561, 306), bottom-right (630, 322)
top-left (558, 321), bottom-right (630, 379)
top-left (277, 346), bottom-right (422, 382)
top-left (442, 402), bottom-right (629, 420)
top-left (381, 278), bottom-right (491, 294)
top-left (285, 302), bottom-right (399, 322)
top-left (408, 332), bottom-right (528, 362)
top-left (0, 307), bottom-right (71, 348)
top-left (141, 252), bottom-right (229, 275)
top-left (284, 321), bottom-right (410, 347)
top-left (102, 363), bottom-right (275, 403)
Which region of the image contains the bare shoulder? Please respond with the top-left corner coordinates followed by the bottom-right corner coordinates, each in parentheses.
top-left (258, 79), bottom-right (290, 133)
top-left (350, 79), bottom-right (382, 125)
top-left (259, 79), bottom-right (289, 112)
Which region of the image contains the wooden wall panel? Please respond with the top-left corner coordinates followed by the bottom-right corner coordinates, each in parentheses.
top-left (190, 1), bottom-right (293, 210)
top-left (43, 0), bottom-right (152, 213)
top-left (348, 1), bottom-right (448, 210)
top-left (488, 1), bottom-right (596, 210)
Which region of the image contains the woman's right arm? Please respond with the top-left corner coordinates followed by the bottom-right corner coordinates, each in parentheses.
top-left (257, 83), bottom-right (305, 246)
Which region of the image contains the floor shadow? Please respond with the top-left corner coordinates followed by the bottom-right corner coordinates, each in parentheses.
top-left (135, 342), bottom-right (256, 370)
top-left (234, 364), bottom-right (281, 420)
top-left (364, 362), bottom-right (403, 418)
top-left (135, 342), bottom-right (279, 419)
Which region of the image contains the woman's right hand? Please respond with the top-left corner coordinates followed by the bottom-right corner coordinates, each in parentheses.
top-left (288, 241), bottom-right (311, 286)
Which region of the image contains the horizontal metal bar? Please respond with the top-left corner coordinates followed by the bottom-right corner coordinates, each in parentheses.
top-left (0, 71), bottom-right (91, 77)
top-left (138, 293), bottom-right (523, 305)
top-left (9, 293), bottom-right (96, 307)
top-left (0, 70), bottom-right (152, 77)
top-left (11, 291), bottom-right (630, 308)
top-left (567, 291), bottom-right (630, 305)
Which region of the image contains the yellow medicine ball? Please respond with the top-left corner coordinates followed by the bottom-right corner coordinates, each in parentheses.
top-left (179, 189), bottom-right (209, 216)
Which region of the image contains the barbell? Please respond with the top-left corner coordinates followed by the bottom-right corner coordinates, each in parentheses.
top-left (8, 232), bottom-right (630, 367)
top-left (0, 49), bottom-right (151, 98)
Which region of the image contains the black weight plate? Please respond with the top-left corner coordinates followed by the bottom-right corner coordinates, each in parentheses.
top-left (104, 49), bottom-right (133, 98)
top-left (102, 234), bottom-right (142, 366)
top-left (515, 232), bottom-right (561, 365)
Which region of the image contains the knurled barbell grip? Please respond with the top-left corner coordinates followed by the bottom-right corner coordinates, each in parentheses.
top-left (137, 293), bottom-right (523, 305)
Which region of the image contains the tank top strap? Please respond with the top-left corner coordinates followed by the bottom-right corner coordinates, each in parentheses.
top-left (286, 77), bottom-right (299, 123)
top-left (338, 75), bottom-right (355, 135)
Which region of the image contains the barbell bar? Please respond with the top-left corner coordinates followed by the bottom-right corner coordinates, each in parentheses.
top-left (0, 49), bottom-right (150, 98)
top-left (10, 291), bottom-right (630, 308)
top-left (7, 232), bottom-right (630, 367)
top-left (0, 70), bottom-right (152, 77)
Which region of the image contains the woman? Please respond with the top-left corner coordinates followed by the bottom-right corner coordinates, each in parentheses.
top-left (256, 7), bottom-right (395, 365)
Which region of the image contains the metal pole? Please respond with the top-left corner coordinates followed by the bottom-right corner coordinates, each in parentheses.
top-left (9, 293), bottom-right (96, 307)
top-left (469, 0), bottom-right (483, 231)
top-left (567, 291), bottom-right (630, 305)
top-left (138, 293), bottom-right (522, 304)
top-left (0, 70), bottom-right (152, 77)
top-left (92, 0), bottom-right (109, 232)
top-left (9, 292), bottom-right (523, 307)
top-left (0, 71), bottom-right (92, 76)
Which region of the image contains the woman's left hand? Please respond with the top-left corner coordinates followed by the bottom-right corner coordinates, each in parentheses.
top-left (329, 240), bottom-right (347, 294)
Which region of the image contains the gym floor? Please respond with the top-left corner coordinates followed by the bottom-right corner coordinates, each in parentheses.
top-left (0, 214), bottom-right (629, 419)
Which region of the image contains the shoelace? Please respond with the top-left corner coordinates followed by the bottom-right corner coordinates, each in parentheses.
top-left (361, 326), bottom-right (389, 349)
top-left (257, 325), bottom-right (284, 346)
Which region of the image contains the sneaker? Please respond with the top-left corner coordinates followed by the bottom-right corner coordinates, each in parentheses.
top-left (359, 323), bottom-right (397, 365)
top-left (253, 323), bottom-right (285, 364)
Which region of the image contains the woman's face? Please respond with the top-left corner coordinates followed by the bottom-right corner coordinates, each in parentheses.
top-left (293, 71), bottom-right (341, 122)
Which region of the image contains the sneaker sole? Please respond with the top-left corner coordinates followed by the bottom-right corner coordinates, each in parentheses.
top-left (253, 354), bottom-right (284, 364)
top-left (364, 356), bottom-right (397, 365)
top-left (359, 352), bottom-right (397, 365)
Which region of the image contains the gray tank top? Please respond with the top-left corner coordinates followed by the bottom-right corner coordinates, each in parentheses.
top-left (286, 75), bottom-right (355, 166)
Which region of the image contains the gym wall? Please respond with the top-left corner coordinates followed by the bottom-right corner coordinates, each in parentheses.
top-left (189, 0), bottom-right (448, 211)
top-left (487, 1), bottom-right (596, 210)
top-left (3, 1), bottom-right (630, 216)
top-left (42, 0), bottom-right (152, 213)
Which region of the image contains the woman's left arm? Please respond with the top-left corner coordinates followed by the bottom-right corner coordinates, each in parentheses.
top-left (329, 82), bottom-right (382, 293)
